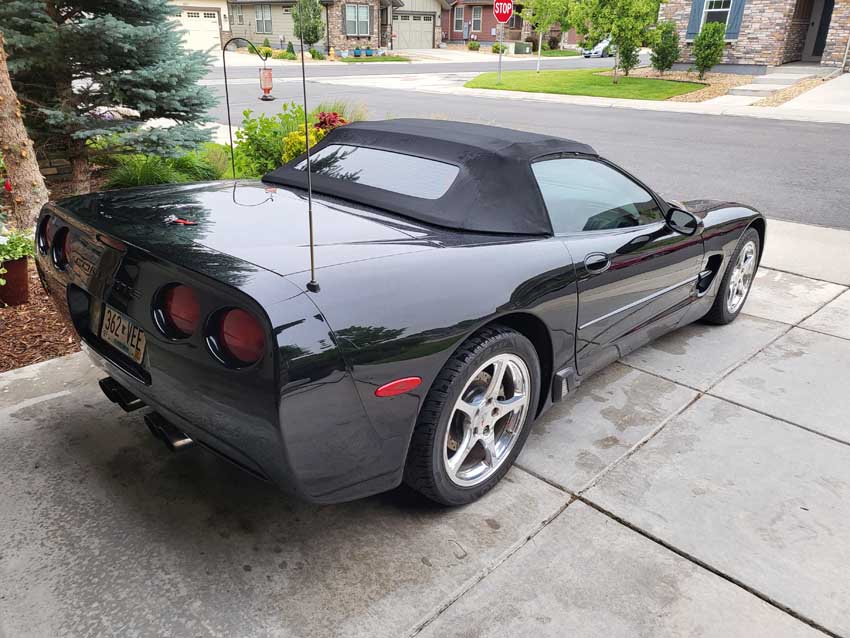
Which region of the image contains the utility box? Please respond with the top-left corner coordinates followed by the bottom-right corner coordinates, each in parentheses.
top-left (514, 41), bottom-right (532, 54)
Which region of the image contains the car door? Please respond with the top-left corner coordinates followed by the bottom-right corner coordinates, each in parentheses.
top-left (531, 156), bottom-right (704, 377)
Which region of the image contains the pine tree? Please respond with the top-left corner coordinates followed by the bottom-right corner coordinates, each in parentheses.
top-left (0, 0), bottom-right (216, 195)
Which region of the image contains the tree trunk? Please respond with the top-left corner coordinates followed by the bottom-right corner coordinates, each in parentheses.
top-left (536, 30), bottom-right (543, 72)
top-left (0, 33), bottom-right (49, 230)
top-left (70, 153), bottom-right (92, 195)
top-left (613, 48), bottom-right (620, 84)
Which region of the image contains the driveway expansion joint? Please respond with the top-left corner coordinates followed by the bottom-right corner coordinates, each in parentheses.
top-left (575, 495), bottom-right (842, 638)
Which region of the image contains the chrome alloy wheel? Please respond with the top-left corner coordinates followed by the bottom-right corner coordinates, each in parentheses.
top-left (727, 240), bottom-right (758, 314)
top-left (443, 353), bottom-right (531, 488)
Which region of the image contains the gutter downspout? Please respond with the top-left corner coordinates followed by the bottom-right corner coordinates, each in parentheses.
top-left (842, 31), bottom-right (850, 72)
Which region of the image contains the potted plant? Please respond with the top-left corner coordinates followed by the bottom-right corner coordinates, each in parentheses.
top-left (365, 46), bottom-right (373, 56)
top-left (0, 227), bottom-right (35, 307)
top-left (354, 46), bottom-right (362, 57)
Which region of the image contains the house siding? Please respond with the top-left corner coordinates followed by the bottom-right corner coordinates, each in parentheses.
top-left (661, 0), bottom-right (799, 66)
top-left (661, 0), bottom-right (849, 68)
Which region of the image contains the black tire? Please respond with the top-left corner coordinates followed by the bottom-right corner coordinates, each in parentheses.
top-left (403, 325), bottom-right (541, 506)
top-left (703, 227), bottom-right (761, 325)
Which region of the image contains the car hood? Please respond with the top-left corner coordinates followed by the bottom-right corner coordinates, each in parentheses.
top-left (56, 180), bottom-right (438, 277)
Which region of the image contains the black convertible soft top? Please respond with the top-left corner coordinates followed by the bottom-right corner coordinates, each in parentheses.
top-left (263, 119), bottom-right (597, 235)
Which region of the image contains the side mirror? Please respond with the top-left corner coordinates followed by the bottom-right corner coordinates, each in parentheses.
top-left (665, 208), bottom-right (700, 236)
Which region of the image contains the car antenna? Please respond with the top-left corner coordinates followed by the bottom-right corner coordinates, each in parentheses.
top-left (298, 13), bottom-right (320, 293)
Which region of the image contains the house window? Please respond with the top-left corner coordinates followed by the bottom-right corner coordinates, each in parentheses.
top-left (423, 15), bottom-right (432, 21)
top-left (255, 4), bottom-right (273, 33)
top-left (507, 13), bottom-right (522, 29)
top-left (187, 11), bottom-right (200, 18)
top-left (172, 8), bottom-right (183, 17)
top-left (453, 6), bottom-right (463, 32)
top-left (471, 6), bottom-right (482, 31)
top-left (203, 12), bottom-right (217, 19)
top-left (413, 15), bottom-right (421, 20)
top-left (233, 4), bottom-right (244, 24)
top-left (401, 14), bottom-right (409, 19)
top-left (793, 0), bottom-right (813, 20)
top-left (283, 7), bottom-right (291, 14)
top-left (702, 0), bottom-right (732, 30)
top-left (345, 4), bottom-right (371, 36)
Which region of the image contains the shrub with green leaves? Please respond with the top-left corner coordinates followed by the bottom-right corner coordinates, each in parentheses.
top-left (287, 41), bottom-right (296, 54)
top-left (651, 21), bottom-right (680, 75)
top-left (282, 128), bottom-right (327, 164)
top-left (618, 40), bottom-right (640, 76)
top-left (257, 46), bottom-right (273, 57)
top-left (273, 49), bottom-right (298, 60)
top-left (105, 153), bottom-right (219, 189)
top-left (234, 103), bottom-right (307, 177)
top-left (693, 21), bottom-right (725, 79)
top-left (309, 48), bottom-right (325, 60)
top-left (467, 40), bottom-right (480, 51)
top-left (263, 37), bottom-right (271, 48)
top-left (0, 228), bottom-right (35, 285)
top-left (492, 43), bottom-right (507, 54)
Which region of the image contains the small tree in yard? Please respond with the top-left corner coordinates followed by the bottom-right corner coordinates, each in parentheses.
top-left (521, 0), bottom-right (576, 73)
top-left (693, 21), bottom-right (725, 79)
top-left (650, 22), bottom-right (680, 75)
top-left (576, 0), bottom-right (658, 84)
top-left (651, 21), bottom-right (680, 75)
top-left (0, 0), bottom-right (215, 196)
top-left (293, 0), bottom-right (324, 50)
top-left (618, 39), bottom-right (640, 76)
top-left (0, 33), bottom-right (48, 230)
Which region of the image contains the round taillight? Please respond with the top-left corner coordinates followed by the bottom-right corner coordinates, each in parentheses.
top-left (161, 284), bottom-right (201, 337)
top-left (37, 215), bottom-right (51, 254)
top-left (52, 227), bottom-right (70, 269)
top-left (217, 308), bottom-right (265, 366)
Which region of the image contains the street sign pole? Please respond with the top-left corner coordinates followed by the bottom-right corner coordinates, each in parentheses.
top-left (493, 0), bottom-right (512, 85)
top-left (498, 24), bottom-right (503, 84)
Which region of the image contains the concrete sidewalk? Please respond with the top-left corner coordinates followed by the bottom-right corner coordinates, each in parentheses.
top-left (311, 71), bottom-right (850, 125)
top-left (2, 219), bottom-right (849, 637)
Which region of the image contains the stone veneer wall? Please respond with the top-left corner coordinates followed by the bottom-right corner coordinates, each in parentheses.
top-left (326, 0), bottom-right (381, 50)
top-left (660, 0), bottom-right (799, 66)
top-left (822, 0), bottom-right (850, 67)
top-left (782, 17), bottom-right (809, 63)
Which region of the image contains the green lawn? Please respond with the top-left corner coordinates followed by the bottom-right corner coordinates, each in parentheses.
top-left (464, 69), bottom-right (703, 101)
top-left (339, 55), bottom-right (410, 63)
top-left (541, 49), bottom-right (581, 57)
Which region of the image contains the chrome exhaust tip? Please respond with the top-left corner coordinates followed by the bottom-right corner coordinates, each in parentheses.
top-left (144, 412), bottom-right (194, 452)
top-left (99, 377), bottom-right (145, 412)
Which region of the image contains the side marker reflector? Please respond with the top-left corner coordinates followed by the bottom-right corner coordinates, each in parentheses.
top-left (375, 377), bottom-right (422, 398)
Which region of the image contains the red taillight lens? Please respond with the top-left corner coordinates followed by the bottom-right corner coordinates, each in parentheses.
top-left (375, 377), bottom-right (422, 397)
top-left (162, 285), bottom-right (200, 336)
top-left (218, 308), bottom-right (265, 365)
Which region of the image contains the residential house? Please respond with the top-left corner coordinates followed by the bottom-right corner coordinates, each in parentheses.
top-left (660, 0), bottom-right (850, 71)
top-left (226, 0), bottom-right (447, 52)
top-left (171, 0), bottom-right (232, 51)
top-left (441, 1), bottom-right (579, 48)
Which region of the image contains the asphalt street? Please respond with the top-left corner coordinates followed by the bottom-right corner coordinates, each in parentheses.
top-left (204, 53), bottom-right (617, 79)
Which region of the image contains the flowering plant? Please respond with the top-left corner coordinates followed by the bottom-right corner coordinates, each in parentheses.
top-left (313, 111), bottom-right (348, 133)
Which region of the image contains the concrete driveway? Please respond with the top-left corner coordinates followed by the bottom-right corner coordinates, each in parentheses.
top-left (1, 219), bottom-right (848, 638)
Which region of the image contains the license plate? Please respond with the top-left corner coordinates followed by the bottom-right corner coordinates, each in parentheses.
top-left (100, 305), bottom-right (146, 365)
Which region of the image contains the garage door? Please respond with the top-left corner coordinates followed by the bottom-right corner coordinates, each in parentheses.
top-left (174, 10), bottom-right (221, 52)
top-left (394, 13), bottom-right (434, 49)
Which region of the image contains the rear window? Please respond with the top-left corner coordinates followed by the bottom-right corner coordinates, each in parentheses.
top-left (295, 144), bottom-right (459, 200)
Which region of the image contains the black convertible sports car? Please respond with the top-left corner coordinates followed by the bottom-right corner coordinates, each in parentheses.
top-left (36, 120), bottom-right (764, 505)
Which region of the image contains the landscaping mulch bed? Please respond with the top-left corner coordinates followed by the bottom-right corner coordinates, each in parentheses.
top-left (601, 67), bottom-right (754, 102)
top-left (0, 259), bottom-right (80, 373)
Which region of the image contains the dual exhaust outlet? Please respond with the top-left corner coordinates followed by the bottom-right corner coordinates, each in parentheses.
top-left (98, 377), bottom-right (194, 452)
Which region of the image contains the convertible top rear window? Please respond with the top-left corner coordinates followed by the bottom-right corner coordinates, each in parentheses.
top-left (295, 144), bottom-right (460, 200)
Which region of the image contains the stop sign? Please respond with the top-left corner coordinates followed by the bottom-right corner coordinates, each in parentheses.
top-left (493, 0), bottom-right (513, 24)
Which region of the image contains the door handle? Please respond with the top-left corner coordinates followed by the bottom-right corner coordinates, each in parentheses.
top-left (584, 252), bottom-right (611, 274)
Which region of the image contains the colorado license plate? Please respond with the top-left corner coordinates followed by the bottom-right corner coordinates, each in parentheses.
top-left (100, 305), bottom-right (146, 365)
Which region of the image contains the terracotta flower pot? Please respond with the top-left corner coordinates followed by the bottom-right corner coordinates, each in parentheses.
top-left (0, 257), bottom-right (29, 307)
